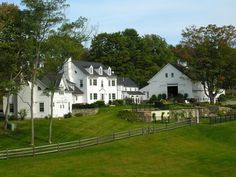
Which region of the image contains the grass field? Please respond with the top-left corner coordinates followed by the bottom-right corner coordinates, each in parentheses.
top-left (0, 121), bottom-right (235, 177)
top-left (0, 106), bottom-right (151, 150)
top-left (0, 106), bottom-right (236, 177)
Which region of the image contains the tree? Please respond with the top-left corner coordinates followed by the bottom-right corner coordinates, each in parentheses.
top-left (0, 3), bottom-right (27, 129)
top-left (89, 29), bottom-right (175, 87)
top-left (21, 0), bottom-right (68, 146)
top-left (180, 24), bottom-right (236, 103)
top-left (42, 18), bottom-right (91, 144)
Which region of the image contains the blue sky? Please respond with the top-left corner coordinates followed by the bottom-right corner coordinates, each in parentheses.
top-left (2, 0), bottom-right (236, 45)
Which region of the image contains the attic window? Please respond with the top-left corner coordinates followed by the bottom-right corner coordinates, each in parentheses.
top-left (171, 73), bottom-right (174, 78)
top-left (108, 67), bottom-right (111, 75)
top-left (99, 67), bottom-right (103, 75)
top-left (165, 73), bottom-right (168, 78)
top-left (75, 70), bottom-right (77, 74)
top-left (89, 66), bottom-right (93, 74)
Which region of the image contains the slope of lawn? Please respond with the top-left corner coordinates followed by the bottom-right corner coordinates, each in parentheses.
top-left (0, 106), bottom-right (151, 150)
top-left (0, 121), bottom-right (235, 177)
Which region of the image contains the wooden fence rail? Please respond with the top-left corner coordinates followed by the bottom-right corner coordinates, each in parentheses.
top-left (209, 114), bottom-right (236, 124)
top-left (0, 119), bottom-right (191, 160)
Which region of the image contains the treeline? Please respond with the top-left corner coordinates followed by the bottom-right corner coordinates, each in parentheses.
top-left (87, 29), bottom-right (176, 87)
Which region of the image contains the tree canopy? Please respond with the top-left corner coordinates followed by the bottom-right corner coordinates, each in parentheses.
top-left (177, 24), bottom-right (236, 102)
top-left (89, 29), bottom-right (175, 87)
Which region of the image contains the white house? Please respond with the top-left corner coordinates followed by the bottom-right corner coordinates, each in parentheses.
top-left (117, 77), bottom-right (144, 104)
top-left (140, 63), bottom-right (224, 102)
top-left (3, 58), bottom-right (143, 118)
top-left (63, 58), bottom-right (118, 104)
top-left (3, 72), bottom-right (79, 118)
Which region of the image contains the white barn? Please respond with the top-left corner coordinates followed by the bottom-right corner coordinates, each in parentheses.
top-left (140, 63), bottom-right (223, 102)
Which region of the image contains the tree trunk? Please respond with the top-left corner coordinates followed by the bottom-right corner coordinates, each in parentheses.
top-left (30, 72), bottom-right (36, 146)
top-left (48, 91), bottom-right (54, 144)
top-left (3, 93), bottom-right (10, 130)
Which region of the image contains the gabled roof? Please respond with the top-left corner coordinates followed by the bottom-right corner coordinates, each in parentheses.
top-left (72, 60), bottom-right (115, 77)
top-left (73, 86), bottom-right (83, 95)
top-left (39, 73), bottom-right (63, 88)
top-left (170, 64), bottom-right (194, 80)
top-left (117, 77), bottom-right (138, 87)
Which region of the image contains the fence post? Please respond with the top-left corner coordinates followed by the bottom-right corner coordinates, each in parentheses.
top-left (32, 145), bottom-right (35, 157)
top-left (57, 143), bottom-right (60, 152)
top-left (6, 149), bottom-right (8, 159)
top-left (113, 132), bottom-right (115, 141)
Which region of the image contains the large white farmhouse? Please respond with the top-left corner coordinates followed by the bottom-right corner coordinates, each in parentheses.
top-left (2, 58), bottom-right (143, 118)
top-left (140, 63), bottom-right (223, 102)
top-left (63, 58), bottom-right (118, 104)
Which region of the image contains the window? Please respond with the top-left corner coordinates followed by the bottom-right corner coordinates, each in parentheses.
top-left (93, 79), bottom-right (97, 86)
top-left (75, 96), bottom-right (78, 101)
top-left (90, 79), bottom-right (92, 86)
top-left (108, 68), bottom-right (111, 75)
top-left (171, 73), bottom-right (174, 78)
top-left (112, 93), bottom-right (116, 99)
top-left (9, 104), bottom-right (14, 113)
top-left (89, 66), bottom-right (93, 74)
top-left (101, 94), bottom-right (104, 100)
top-left (112, 80), bottom-right (115, 86)
top-left (108, 80), bottom-right (111, 86)
top-left (101, 80), bottom-right (104, 87)
top-left (39, 103), bottom-right (44, 112)
top-left (165, 73), bottom-right (168, 78)
top-left (147, 91), bottom-right (149, 99)
top-left (94, 93), bottom-right (97, 100)
top-left (68, 103), bottom-right (70, 111)
top-left (109, 93), bottom-right (111, 100)
top-left (80, 79), bottom-right (83, 87)
top-left (75, 70), bottom-right (77, 74)
top-left (99, 67), bottom-right (103, 75)
top-left (90, 93), bottom-right (93, 100)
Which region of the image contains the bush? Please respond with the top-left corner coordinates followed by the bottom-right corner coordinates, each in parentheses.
top-left (161, 93), bottom-right (167, 100)
top-left (174, 93), bottom-right (185, 103)
top-left (72, 103), bottom-right (97, 109)
top-left (188, 98), bottom-right (197, 104)
top-left (18, 109), bottom-right (27, 120)
top-left (124, 98), bottom-right (133, 105)
top-left (64, 112), bottom-right (72, 119)
top-left (149, 95), bottom-right (158, 103)
top-left (93, 101), bottom-right (106, 107)
top-left (110, 99), bottom-right (123, 106)
top-left (154, 101), bottom-right (165, 109)
top-left (218, 94), bottom-right (228, 102)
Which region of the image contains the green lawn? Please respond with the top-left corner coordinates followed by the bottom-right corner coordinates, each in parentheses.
top-left (0, 121), bottom-right (235, 177)
top-left (0, 106), bottom-right (151, 150)
top-left (0, 106), bottom-right (236, 177)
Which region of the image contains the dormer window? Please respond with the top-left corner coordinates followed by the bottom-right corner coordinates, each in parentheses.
top-left (108, 67), bottom-right (111, 76)
top-left (89, 65), bottom-right (93, 74)
top-left (99, 67), bottom-right (103, 75)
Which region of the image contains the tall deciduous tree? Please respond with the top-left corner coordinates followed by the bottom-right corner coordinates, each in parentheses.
top-left (180, 24), bottom-right (236, 103)
top-left (21, 0), bottom-right (68, 146)
top-left (42, 17), bottom-right (91, 144)
top-left (0, 3), bottom-right (27, 130)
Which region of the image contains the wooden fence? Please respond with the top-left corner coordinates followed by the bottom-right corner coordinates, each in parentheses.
top-left (209, 114), bottom-right (236, 124)
top-left (0, 119), bottom-right (191, 160)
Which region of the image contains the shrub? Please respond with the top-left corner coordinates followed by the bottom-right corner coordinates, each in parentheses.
top-left (72, 103), bottom-right (97, 109)
top-left (161, 93), bottom-right (167, 100)
top-left (218, 94), bottom-right (228, 102)
top-left (154, 101), bottom-right (165, 109)
top-left (149, 95), bottom-right (157, 103)
top-left (18, 109), bottom-right (27, 120)
top-left (188, 98), bottom-right (197, 104)
top-left (157, 94), bottom-right (162, 101)
top-left (93, 101), bottom-right (106, 107)
top-left (124, 98), bottom-right (133, 105)
top-left (112, 99), bottom-right (124, 106)
top-left (64, 112), bottom-right (72, 119)
top-left (184, 93), bottom-right (188, 99)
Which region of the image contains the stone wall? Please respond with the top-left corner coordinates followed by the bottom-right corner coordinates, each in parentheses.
top-left (72, 108), bottom-right (99, 116)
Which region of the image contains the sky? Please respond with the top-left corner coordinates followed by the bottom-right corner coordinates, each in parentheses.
top-left (2, 0), bottom-right (236, 45)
